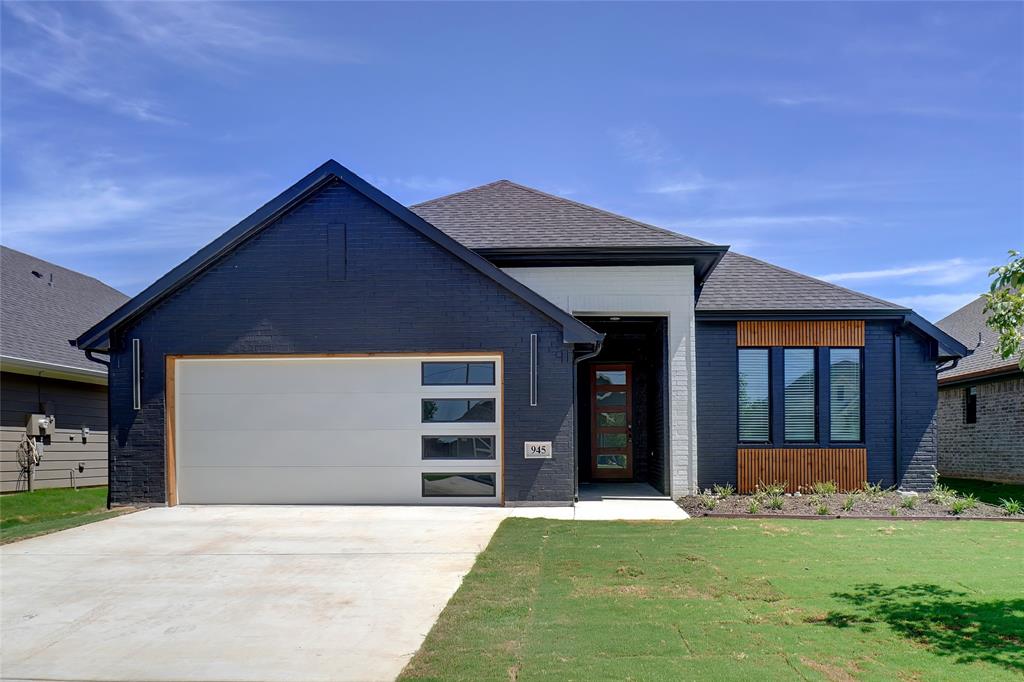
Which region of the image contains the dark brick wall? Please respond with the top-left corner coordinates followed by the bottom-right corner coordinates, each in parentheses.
top-left (695, 319), bottom-right (940, 491)
top-left (106, 180), bottom-right (575, 505)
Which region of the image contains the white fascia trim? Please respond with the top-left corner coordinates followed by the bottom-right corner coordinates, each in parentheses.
top-left (0, 355), bottom-right (108, 385)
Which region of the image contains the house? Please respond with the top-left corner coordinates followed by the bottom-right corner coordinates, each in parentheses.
top-left (74, 160), bottom-right (968, 506)
top-left (1, 246), bottom-right (128, 492)
top-left (935, 296), bottom-right (1023, 484)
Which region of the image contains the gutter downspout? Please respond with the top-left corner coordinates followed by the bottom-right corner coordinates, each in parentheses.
top-left (80, 346), bottom-right (112, 509)
top-left (893, 322), bottom-right (905, 489)
top-left (572, 336), bottom-right (605, 503)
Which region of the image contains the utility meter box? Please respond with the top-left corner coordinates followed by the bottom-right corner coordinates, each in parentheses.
top-left (26, 414), bottom-right (55, 436)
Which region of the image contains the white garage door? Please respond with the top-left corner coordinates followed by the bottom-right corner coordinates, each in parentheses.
top-left (173, 355), bottom-right (502, 504)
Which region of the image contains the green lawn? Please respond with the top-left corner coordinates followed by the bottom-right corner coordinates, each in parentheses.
top-left (403, 518), bottom-right (1023, 681)
top-left (940, 477), bottom-right (1024, 506)
top-left (0, 486), bottom-right (124, 543)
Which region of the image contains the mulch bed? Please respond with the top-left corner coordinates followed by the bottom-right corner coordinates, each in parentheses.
top-left (677, 490), bottom-right (1020, 520)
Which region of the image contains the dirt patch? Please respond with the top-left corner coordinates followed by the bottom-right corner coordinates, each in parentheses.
top-left (679, 490), bottom-right (1019, 520)
top-left (800, 656), bottom-right (858, 682)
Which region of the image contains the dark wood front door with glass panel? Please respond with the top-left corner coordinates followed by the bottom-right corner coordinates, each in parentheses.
top-left (590, 363), bottom-right (633, 480)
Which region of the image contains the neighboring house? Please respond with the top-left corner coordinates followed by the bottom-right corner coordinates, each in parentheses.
top-left (75, 160), bottom-right (967, 506)
top-left (1, 246), bottom-right (128, 492)
top-left (935, 296), bottom-right (1023, 484)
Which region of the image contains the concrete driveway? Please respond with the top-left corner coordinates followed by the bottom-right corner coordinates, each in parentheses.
top-left (1, 505), bottom-right (506, 682)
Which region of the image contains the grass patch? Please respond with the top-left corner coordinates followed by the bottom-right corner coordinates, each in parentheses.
top-left (0, 487), bottom-right (124, 543)
top-left (402, 518), bottom-right (1023, 681)
top-left (940, 477), bottom-right (1024, 506)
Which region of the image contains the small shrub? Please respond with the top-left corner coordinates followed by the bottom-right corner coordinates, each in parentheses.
top-left (948, 495), bottom-right (977, 515)
top-left (862, 481), bottom-right (887, 498)
top-left (816, 504), bottom-right (830, 515)
top-left (888, 505), bottom-right (899, 516)
top-left (809, 480), bottom-right (838, 496)
top-left (928, 484), bottom-right (958, 506)
top-left (712, 483), bottom-right (735, 498)
top-left (697, 491), bottom-right (718, 510)
top-left (747, 499), bottom-right (761, 514)
top-left (756, 481), bottom-right (787, 496)
top-left (766, 494), bottom-right (785, 510)
top-left (900, 495), bottom-right (918, 510)
top-left (842, 495), bottom-right (857, 512)
top-left (1000, 498), bottom-right (1022, 515)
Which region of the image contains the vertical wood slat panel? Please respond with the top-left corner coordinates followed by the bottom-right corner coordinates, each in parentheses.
top-left (736, 321), bottom-right (864, 347)
top-left (736, 448), bottom-right (867, 493)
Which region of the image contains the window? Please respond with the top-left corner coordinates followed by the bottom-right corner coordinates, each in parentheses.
top-left (131, 338), bottom-right (141, 410)
top-left (422, 472), bottom-right (496, 497)
top-left (422, 362), bottom-right (495, 385)
top-left (965, 386), bottom-right (977, 424)
top-left (422, 436), bottom-right (495, 459)
top-left (829, 348), bottom-right (862, 441)
top-left (738, 349), bottom-right (770, 442)
top-left (421, 399), bottom-right (495, 423)
top-left (784, 348), bottom-right (816, 442)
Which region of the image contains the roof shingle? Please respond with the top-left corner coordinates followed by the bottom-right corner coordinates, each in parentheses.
top-left (411, 180), bottom-right (710, 249)
top-left (935, 295), bottom-right (1021, 381)
top-left (413, 180), bottom-right (906, 313)
top-left (1, 246), bottom-right (128, 372)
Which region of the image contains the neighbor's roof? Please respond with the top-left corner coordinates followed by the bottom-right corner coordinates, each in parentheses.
top-left (411, 180), bottom-right (710, 249)
top-left (413, 180), bottom-right (905, 313)
top-left (936, 295), bottom-right (1021, 382)
top-left (1, 246), bottom-right (128, 376)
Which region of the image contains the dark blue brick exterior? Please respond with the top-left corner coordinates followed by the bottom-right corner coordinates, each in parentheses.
top-left (696, 319), bottom-right (939, 491)
top-left (107, 180), bottom-right (576, 505)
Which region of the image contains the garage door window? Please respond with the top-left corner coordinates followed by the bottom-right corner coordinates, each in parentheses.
top-left (422, 472), bottom-right (496, 497)
top-left (422, 361), bottom-right (495, 385)
top-left (422, 398), bottom-right (495, 422)
top-left (422, 436), bottom-right (495, 459)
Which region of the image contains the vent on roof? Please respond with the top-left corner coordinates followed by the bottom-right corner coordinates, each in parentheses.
top-left (31, 270), bottom-right (42, 278)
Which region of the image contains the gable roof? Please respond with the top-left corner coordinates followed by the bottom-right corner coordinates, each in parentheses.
top-left (1, 246), bottom-right (128, 379)
top-left (75, 161), bottom-right (601, 352)
top-left (411, 180), bottom-right (710, 249)
top-left (936, 295), bottom-right (1021, 383)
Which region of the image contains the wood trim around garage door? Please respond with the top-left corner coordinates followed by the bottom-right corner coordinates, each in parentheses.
top-left (163, 352), bottom-right (506, 507)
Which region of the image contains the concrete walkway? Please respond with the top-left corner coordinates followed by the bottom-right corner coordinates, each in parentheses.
top-left (510, 482), bottom-right (690, 521)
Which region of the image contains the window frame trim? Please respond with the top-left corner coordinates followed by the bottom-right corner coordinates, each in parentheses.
top-left (965, 385), bottom-right (978, 424)
top-left (421, 361), bottom-right (496, 386)
top-left (782, 347), bottom-right (818, 444)
top-left (420, 435), bottom-right (497, 460)
top-left (827, 346), bottom-right (865, 444)
top-left (737, 346), bottom-right (772, 444)
top-left (421, 472), bottom-right (498, 498)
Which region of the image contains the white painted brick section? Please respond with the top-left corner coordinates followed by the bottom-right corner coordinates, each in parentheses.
top-left (503, 266), bottom-right (698, 496)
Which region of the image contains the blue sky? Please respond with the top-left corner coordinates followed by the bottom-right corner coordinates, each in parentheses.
top-left (2, 2), bottom-right (1021, 321)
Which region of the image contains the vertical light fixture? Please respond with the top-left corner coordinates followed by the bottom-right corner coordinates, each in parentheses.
top-left (530, 333), bottom-right (538, 407)
top-left (132, 338), bottom-right (141, 410)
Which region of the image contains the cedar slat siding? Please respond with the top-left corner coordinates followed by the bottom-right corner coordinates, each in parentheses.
top-left (737, 320), bottom-right (864, 347)
top-left (737, 448), bottom-right (867, 493)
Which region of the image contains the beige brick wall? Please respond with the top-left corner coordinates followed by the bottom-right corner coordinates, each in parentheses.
top-left (937, 375), bottom-right (1024, 483)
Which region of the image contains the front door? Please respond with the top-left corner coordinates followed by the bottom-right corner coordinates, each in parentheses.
top-left (590, 363), bottom-right (633, 480)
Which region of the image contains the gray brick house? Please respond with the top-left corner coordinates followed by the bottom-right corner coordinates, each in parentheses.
top-left (1, 246), bottom-right (128, 491)
top-left (936, 296), bottom-right (1023, 483)
top-left (75, 160), bottom-right (968, 506)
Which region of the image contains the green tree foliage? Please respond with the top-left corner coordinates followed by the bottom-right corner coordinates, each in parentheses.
top-left (983, 249), bottom-right (1024, 370)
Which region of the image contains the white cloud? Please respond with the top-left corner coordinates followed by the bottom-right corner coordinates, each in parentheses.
top-left (644, 173), bottom-right (728, 196)
top-left (815, 258), bottom-right (989, 286)
top-left (889, 293), bottom-right (981, 321)
top-left (1, 2), bottom-right (354, 124)
top-left (369, 175), bottom-right (465, 196)
top-left (674, 214), bottom-right (852, 230)
top-left (610, 124), bottom-right (674, 164)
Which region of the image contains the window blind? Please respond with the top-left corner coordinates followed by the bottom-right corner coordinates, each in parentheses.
top-left (829, 348), bottom-right (862, 441)
top-left (738, 349), bottom-right (769, 442)
top-left (784, 348), bottom-right (815, 441)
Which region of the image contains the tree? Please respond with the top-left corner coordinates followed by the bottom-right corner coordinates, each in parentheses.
top-left (983, 249), bottom-right (1024, 370)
